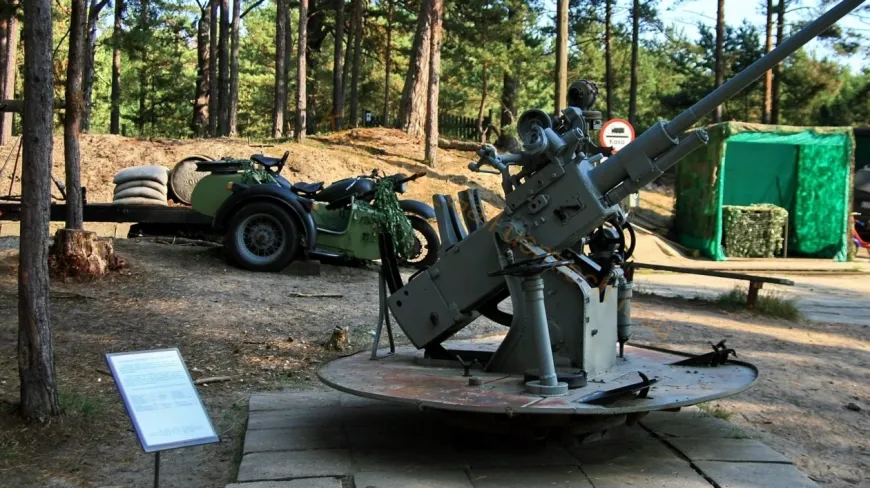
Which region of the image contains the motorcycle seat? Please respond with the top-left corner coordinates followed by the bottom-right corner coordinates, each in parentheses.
top-left (292, 181), bottom-right (324, 195)
top-left (251, 154), bottom-right (284, 168)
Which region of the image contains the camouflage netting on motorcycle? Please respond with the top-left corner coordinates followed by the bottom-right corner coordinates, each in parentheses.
top-left (722, 204), bottom-right (788, 258)
top-left (674, 122), bottom-right (854, 261)
top-left (370, 178), bottom-right (416, 259)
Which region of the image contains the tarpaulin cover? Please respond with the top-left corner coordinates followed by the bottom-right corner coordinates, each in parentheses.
top-left (674, 122), bottom-right (854, 261)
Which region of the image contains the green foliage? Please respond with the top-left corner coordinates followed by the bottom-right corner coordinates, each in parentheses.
top-left (45, 0), bottom-right (869, 139)
top-left (714, 286), bottom-right (803, 321)
top-left (722, 204), bottom-right (788, 258)
top-left (369, 177), bottom-right (416, 259)
top-left (59, 391), bottom-right (104, 419)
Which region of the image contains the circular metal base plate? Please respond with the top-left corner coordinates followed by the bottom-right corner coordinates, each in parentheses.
top-left (317, 340), bottom-right (758, 416)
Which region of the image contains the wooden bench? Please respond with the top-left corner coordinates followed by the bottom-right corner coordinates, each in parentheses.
top-left (623, 261), bottom-right (795, 310)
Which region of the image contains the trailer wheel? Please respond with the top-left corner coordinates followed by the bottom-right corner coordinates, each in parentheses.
top-left (225, 202), bottom-right (301, 272)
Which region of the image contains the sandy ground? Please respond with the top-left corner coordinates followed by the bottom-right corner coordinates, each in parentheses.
top-left (0, 238), bottom-right (867, 487)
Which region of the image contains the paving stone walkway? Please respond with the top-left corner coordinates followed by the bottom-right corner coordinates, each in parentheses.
top-left (227, 391), bottom-right (817, 488)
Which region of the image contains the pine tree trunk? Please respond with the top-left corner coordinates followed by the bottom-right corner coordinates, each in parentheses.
top-left (20, 0), bottom-right (61, 422)
top-left (228, 0), bottom-right (240, 136)
top-left (628, 0), bottom-right (639, 125)
top-left (424, 0), bottom-right (442, 167)
top-left (208, 0), bottom-right (219, 136)
top-left (604, 0), bottom-right (613, 120)
top-left (110, 0), bottom-right (122, 134)
top-left (762, 0), bottom-right (773, 124)
top-left (0, 7), bottom-right (11, 146)
top-left (332, 0), bottom-right (345, 130)
top-left (476, 66), bottom-right (488, 143)
top-left (273, 0), bottom-right (288, 138)
top-left (193, 6), bottom-right (210, 136)
top-left (348, 0), bottom-right (363, 127)
top-left (136, 0), bottom-right (148, 135)
top-left (771, 0), bottom-right (784, 124)
top-left (2, 13), bottom-right (16, 141)
top-left (65, 0), bottom-right (87, 231)
top-left (341, 17), bottom-right (352, 101)
top-left (398, 0), bottom-right (431, 138)
top-left (382, 0), bottom-right (393, 125)
top-left (283, 1), bottom-right (293, 136)
top-left (555, 0), bottom-right (568, 114)
top-left (217, 0), bottom-right (230, 136)
top-left (499, 6), bottom-right (516, 129)
top-left (714, 0), bottom-right (725, 122)
top-left (82, 0), bottom-right (108, 133)
top-left (295, 0), bottom-right (308, 141)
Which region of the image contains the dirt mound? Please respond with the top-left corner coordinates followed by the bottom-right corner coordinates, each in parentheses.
top-left (0, 128), bottom-right (505, 219)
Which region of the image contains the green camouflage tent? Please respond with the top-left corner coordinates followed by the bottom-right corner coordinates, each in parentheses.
top-left (674, 122), bottom-right (855, 261)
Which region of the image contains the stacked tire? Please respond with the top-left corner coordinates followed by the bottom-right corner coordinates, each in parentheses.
top-left (112, 165), bottom-right (170, 206)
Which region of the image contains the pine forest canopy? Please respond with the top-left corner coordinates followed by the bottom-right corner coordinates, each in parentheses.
top-left (9, 0), bottom-right (870, 140)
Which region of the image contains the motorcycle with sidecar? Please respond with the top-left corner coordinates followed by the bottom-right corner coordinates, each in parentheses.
top-left (188, 151), bottom-right (440, 272)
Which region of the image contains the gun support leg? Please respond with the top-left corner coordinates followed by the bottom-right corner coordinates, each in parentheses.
top-left (523, 275), bottom-right (568, 396)
top-left (617, 277), bottom-right (633, 359)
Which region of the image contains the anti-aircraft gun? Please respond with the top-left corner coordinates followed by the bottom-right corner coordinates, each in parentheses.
top-left (319, 0), bottom-right (865, 421)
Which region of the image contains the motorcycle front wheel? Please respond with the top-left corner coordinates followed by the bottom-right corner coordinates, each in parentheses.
top-left (400, 215), bottom-right (440, 269)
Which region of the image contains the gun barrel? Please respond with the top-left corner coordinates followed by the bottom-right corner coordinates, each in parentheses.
top-left (666, 0), bottom-right (864, 136)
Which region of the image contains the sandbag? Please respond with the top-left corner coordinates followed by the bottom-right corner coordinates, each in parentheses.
top-left (112, 197), bottom-right (168, 206)
top-left (114, 179), bottom-right (168, 195)
top-left (113, 165), bottom-right (170, 185)
top-left (113, 186), bottom-right (168, 202)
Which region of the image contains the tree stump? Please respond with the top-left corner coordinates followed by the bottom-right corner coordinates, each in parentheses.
top-left (49, 229), bottom-right (126, 281)
top-left (325, 326), bottom-right (350, 352)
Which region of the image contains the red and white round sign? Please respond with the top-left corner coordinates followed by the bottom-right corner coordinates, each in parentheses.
top-left (599, 118), bottom-right (635, 153)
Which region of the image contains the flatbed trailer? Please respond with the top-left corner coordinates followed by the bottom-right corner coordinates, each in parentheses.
top-left (0, 201), bottom-right (215, 239)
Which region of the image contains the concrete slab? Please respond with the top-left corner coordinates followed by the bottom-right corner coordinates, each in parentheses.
top-left (352, 447), bottom-right (465, 472)
top-left (666, 438), bottom-right (791, 463)
top-left (225, 478), bottom-right (342, 488)
top-left (354, 470), bottom-right (473, 488)
top-left (244, 426), bottom-right (347, 453)
top-left (345, 421), bottom-right (452, 449)
top-left (569, 436), bottom-right (678, 465)
top-left (641, 409), bottom-right (749, 439)
top-left (583, 458), bottom-right (711, 488)
top-left (459, 444), bottom-right (580, 469)
top-left (694, 461), bottom-right (818, 488)
top-left (236, 450), bottom-right (352, 482)
top-left (246, 407), bottom-right (341, 430)
top-left (340, 392), bottom-right (384, 408)
top-left (469, 467), bottom-right (593, 487)
top-left (249, 391), bottom-right (342, 411)
top-left (339, 403), bottom-right (425, 427)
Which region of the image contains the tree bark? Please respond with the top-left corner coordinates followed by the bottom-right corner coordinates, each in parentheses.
top-left (714, 0), bottom-right (725, 122)
top-left (0, 2), bottom-right (17, 145)
top-left (208, 0), bottom-right (219, 136)
top-left (424, 0), bottom-right (442, 167)
top-left (217, 0), bottom-right (230, 136)
top-left (771, 0), bottom-right (784, 124)
top-left (476, 66), bottom-right (488, 143)
top-left (348, 0), bottom-right (363, 127)
top-left (332, 0), bottom-right (345, 130)
top-left (500, 6), bottom-right (516, 128)
top-left (295, 0), bottom-right (308, 141)
top-left (628, 0), bottom-right (639, 125)
top-left (136, 0), bottom-right (148, 135)
top-left (65, 0), bottom-right (86, 230)
top-left (228, 0), bottom-right (241, 136)
top-left (20, 0), bottom-right (61, 422)
top-left (604, 0), bottom-right (613, 120)
top-left (193, 5), bottom-right (210, 136)
top-left (761, 0), bottom-right (773, 124)
top-left (110, 0), bottom-right (122, 134)
top-left (382, 0), bottom-right (393, 125)
top-left (283, 1), bottom-right (293, 135)
top-left (273, 0), bottom-right (288, 138)
top-left (82, 0), bottom-right (109, 133)
top-left (555, 0), bottom-right (568, 115)
top-left (398, 0), bottom-right (431, 138)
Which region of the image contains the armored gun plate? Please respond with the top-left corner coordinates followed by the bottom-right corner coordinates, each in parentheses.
top-left (318, 339), bottom-right (757, 416)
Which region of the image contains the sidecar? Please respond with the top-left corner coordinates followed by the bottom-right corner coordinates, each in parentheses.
top-left (188, 155), bottom-right (439, 272)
